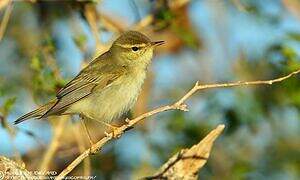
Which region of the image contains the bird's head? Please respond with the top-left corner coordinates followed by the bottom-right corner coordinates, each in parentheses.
top-left (111, 31), bottom-right (164, 67)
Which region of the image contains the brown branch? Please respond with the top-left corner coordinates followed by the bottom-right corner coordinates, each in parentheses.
top-left (0, 0), bottom-right (10, 11)
top-left (176, 69), bottom-right (300, 105)
top-left (55, 69), bottom-right (300, 180)
top-left (100, 13), bottom-right (125, 33)
top-left (283, 0), bottom-right (300, 20)
top-left (0, 0), bottom-right (13, 42)
top-left (0, 156), bottom-right (35, 179)
top-left (145, 124), bottom-right (225, 180)
top-left (84, 4), bottom-right (103, 51)
top-left (231, 0), bottom-right (247, 12)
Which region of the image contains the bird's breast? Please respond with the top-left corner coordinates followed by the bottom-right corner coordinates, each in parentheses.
top-left (70, 70), bottom-right (146, 122)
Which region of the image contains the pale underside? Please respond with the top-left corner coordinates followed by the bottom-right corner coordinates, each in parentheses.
top-left (65, 70), bottom-right (146, 123)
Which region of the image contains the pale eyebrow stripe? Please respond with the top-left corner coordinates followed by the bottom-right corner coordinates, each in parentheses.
top-left (115, 43), bottom-right (147, 48)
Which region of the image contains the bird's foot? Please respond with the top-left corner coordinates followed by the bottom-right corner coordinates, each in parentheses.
top-left (88, 147), bottom-right (95, 155)
top-left (104, 124), bottom-right (121, 138)
top-left (88, 146), bottom-right (101, 155)
top-left (124, 118), bottom-right (134, 131)
top-left (125, 118), bottom-right (130, 124)
top-left (87, 139), bottom-right (97, 155)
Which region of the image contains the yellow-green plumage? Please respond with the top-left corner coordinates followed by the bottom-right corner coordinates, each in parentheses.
top-left (15, 31), bottom-right (163, 124)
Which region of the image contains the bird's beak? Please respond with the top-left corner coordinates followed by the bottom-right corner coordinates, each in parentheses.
top-left (151, 41), bottom-right (165, 47)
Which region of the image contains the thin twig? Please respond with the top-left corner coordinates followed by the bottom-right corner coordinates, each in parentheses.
top-left (72, 123), bottom-right (91, 177)
top-left (99, 13), bottom-right (125, 33)
top-left (84, 4), bottom-right (107, 53)
top-left (0, 105), bottom-right (23, 164)
top-left (0, 0), bottom-right (13, 42)
top-left (282, 0), bottom-right (300, 20)
top-left (55, 69), bottom-right (300, 180)
top-left (133, 0), bottom-right (190, 30)
top-left (176, 69), bottom-right (300, 105)
top-left (40, 117), bottom-right (69, 172)
top-left (0, 0), bottom-right (10, 11)
top-left (0, 156), bottom-right (35, 179)
top-left (84, 4), bottom-right (100, 44)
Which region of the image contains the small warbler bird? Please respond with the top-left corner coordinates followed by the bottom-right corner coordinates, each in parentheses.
top-left (14, 31), bottom-right (164, 137)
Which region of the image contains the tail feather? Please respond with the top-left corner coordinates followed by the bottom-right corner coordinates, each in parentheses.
top-left (14, 100), bottom-right (57, 124)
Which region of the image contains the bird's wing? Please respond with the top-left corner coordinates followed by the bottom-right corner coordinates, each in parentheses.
top-left (56, 52), bottom-right (112, 98)
top-left (41, 52), bottom-right (124, 117)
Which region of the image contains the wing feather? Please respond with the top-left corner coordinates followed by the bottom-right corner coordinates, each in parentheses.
top-left (41, 51), bottom-right (124, 117)
top-left (43, 83), bottom-right (97, 116)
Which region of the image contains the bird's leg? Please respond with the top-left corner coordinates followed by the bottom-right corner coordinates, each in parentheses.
top-left (79, 115), bottom-right (95, 154)
top-left (80, 119), bottom-right (94, 146)
top-left (95, 120), bottom-right (120, 138)
top-left (99, 121), bottom-right (119, 138)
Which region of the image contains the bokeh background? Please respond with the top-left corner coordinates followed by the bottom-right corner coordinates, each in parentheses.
top-left (0, 0), bottom-right (300, 179)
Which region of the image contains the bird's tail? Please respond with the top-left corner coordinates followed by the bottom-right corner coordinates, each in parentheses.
top-left (14, 100), bottom-right (57, 124)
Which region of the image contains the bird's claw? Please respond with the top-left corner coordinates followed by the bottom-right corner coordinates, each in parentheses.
top-left (88, 147), bottom-right (95, 155)
top-left (104, 131), bottom-right (110, 137)
top-left (86, 144), bottom-right (99, 155)
top-left (104, 127), bottom-right (121, 139)
top-left (125, 118), bottom-right (130, 124)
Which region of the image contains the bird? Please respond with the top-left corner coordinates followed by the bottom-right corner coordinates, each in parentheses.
top-left (14, 31), bottom-right (164, 140)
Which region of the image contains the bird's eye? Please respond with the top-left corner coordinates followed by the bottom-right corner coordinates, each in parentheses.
top-left (131, 47), bottom-right (139, 51)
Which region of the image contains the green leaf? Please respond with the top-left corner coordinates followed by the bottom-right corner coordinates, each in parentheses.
top-left (30, 56), bottom-right (42, 71)
top-left (3, 97), bottom-right (17, 114)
